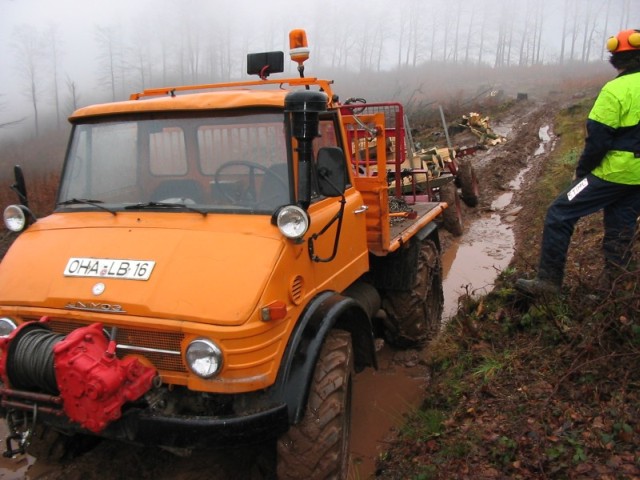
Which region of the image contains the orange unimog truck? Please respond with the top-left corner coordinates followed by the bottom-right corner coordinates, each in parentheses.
top-left (0, 30), bottom-right (446, 478)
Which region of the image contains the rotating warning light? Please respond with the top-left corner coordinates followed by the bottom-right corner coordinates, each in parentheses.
top-left (289, 29), bottom-right (310, 65)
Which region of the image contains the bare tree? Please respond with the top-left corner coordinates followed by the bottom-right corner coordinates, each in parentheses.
top-left (408, 0), bottom-right (424, 67)
top-left (451, 0), bottom-right (462, 63)
top-left (477, 5), bottom-right (490, 65)
top-left (494, 1), bottom-right (511, 67)
top-left (534, 0), bottom-right (545, 64)
top-left (600, 0), bottom-right (613, 61)
top-left (12, 25), bottom-right (44, 137)
top-left (46, 24), bottom-right (63, 129)
top-left (65, 75), bottom-right (80, 117)
top-left (95, 25), bottom-right (122, 101)
top-left (619, 0), bottom-right (631, 30)
top-left (568, 1), bottom-right (581, 62)
top-left (559, 0), bottom-right (570, 64)
top-left (0, 95), bottom-right (25, 129)
top-left (581, 2), bottom-right (603, 62)
top-left (463, 3), bottom-right (478, 65)
top-left (126, 17), bottom-right (156, 90)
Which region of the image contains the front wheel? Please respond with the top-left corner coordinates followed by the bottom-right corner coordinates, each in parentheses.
top-left (277, 330), bottom-right (353, 480)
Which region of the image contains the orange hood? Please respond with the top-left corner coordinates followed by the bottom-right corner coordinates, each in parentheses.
top-left (0, 213), bottom-right (284, 326)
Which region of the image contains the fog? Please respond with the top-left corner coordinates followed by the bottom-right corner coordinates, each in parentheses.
top-left (0, 0), bottom-right (638, 140)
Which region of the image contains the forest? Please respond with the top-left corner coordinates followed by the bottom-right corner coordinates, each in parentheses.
top-left (0, 0), bottom-right (637, 141)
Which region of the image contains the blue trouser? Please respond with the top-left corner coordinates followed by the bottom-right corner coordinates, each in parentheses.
top-left (538, 174), bottom-right (640, 284)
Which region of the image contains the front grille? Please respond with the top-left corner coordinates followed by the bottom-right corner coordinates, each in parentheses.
top-left (41, 318), bottom-right (187, 373)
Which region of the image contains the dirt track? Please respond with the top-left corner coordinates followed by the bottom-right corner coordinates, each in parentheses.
top-left (0, 93), bottom-right (572, 480)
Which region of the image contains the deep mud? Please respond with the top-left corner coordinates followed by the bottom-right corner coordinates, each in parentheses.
top-left (0, 92), bottom-right (575, 480)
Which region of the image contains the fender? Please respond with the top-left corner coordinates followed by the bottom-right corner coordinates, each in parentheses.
top-left (416, 221), bottom-right (439, 244)
top-left (271, 291), bottom-right (376, 424)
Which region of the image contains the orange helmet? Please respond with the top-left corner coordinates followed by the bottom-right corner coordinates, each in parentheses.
top-left (606, 29), bottom-right (640, 53)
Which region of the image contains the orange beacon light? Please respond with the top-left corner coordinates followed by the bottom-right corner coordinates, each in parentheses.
top-left (289, 29), bottom-right (310, 66)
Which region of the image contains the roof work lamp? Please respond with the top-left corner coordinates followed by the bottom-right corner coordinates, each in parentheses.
top-left (289, 29), bottom-right (309, 77)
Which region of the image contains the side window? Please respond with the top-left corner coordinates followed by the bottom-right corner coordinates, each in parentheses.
top-left (62, 128), bottom-right (89, 199)
top-left (149, 127), bottom-right (187, 175)
top-left (316, 119), bottom-right (339, 149)
top-left (63, 123), bottom-right (138, 200)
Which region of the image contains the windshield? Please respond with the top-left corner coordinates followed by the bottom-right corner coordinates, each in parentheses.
top-left (58, 112), bottom-right (291, 214)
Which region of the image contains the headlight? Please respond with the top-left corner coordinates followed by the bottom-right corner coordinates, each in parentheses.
top-left (4, 205), bottom-right (27, 232)
top-left (0, 318), bottom-right (17, 338)
top-left (185, 339), bottom-right (223, 379)
top-left (274, 205), bottom-right (309, 239)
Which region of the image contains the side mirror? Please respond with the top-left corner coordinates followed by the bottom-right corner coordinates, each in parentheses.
top-left (11, 165), bottom-right (28, 207)
top-left (317, 147), bottom-right (347, 197)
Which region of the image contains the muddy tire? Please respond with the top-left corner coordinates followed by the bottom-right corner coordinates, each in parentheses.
top-left (381, 238), bottom-right (443, 348)
top-left (456, 159), bottom-right (480, 207)
top-left (277, 330), bottom-right (353, 480)
top-left (439, 181), bottom-right (464, 236)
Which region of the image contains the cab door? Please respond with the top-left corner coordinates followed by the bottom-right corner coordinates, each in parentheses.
top-left (304, 115), bottom-right (370, 294)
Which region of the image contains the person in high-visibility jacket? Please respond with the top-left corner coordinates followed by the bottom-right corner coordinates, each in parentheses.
top-left (516, 29), bottom-right (640, 296)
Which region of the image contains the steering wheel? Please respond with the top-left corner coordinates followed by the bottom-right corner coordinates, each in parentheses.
top-left (213, 161), bottom-right (288, 207)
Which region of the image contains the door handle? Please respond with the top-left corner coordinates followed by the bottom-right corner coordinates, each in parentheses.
top-left (354, 205), bottom-right (369, 214)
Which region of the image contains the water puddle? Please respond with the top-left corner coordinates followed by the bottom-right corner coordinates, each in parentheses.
top-left (442, 214), bottom-right (514, 319)
top-left (441, 125), bottom-right (551, 319)
top-left (536, 125), bottom-right (551, 155)
top-left (349, 347), bottom-right (427, 477)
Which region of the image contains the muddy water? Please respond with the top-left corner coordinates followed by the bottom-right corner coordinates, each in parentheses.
top-left (443, 124), bottom-right (551, 318)
top-left (349, 346), bottom-right (428, 478)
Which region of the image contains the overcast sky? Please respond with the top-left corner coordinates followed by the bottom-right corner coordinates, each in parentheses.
top-left (1, 0), bottom-right (638, 137)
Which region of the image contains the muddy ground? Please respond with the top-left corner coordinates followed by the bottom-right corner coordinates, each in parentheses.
top-left (0, 89), bottom-right (587, 480)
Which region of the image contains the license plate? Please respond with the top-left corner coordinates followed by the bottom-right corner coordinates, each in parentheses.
top-left (64, 258), bottom-right (155, 280)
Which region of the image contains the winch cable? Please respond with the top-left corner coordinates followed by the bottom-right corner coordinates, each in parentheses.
top-left (7, 328), bottom-right (64, 394)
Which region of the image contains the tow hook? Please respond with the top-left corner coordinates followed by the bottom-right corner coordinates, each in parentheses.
top-left (3, 406), bottom-right (37, 458)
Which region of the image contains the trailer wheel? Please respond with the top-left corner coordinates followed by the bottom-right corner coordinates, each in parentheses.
top-left (277, 330), bottom-right (353, 480)
top-left (439, 181), bottom-right (464, 236)
top-left (457, 159), bottom-right (480, 207)
top-left (382, 238), bottom-right (443, 348)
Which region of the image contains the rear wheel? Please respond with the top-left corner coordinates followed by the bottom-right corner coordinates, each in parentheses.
top-left (457, 159), bottom-right (480, 207)
top-left (439, 180), bottom-right (464, 236)
top-left (382, 238), bottom-right (444, 348)
top-left (277, 330), bottom-right (353, 480)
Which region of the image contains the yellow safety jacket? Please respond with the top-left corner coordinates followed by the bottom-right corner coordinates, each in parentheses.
top-left (577, 69), bottom-right (640, 184)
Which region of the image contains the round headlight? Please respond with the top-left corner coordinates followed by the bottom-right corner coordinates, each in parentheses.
top-left (276, 205), bottom-right (309, 239)
top-left (4, 205), bottom-right (27, 232)
top-left (0, 318), bottom-right (17, 338)
top-left (186, 339), bottom-right (223, 379)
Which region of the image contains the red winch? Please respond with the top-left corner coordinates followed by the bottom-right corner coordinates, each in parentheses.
top-left (0, 320), bottom-right (156, 433)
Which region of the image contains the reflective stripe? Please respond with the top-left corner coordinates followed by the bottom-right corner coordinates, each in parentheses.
top-left (567, 177), bottom-right (588, 201)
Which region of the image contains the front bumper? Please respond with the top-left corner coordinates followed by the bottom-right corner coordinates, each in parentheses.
top-left (0, 390), bottom-right (289, 449)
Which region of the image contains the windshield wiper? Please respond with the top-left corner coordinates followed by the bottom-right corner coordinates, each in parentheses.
top-left (57, 198), bottom-right (116, 215)
top-left (123, 201), bottom-right (206, 216)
